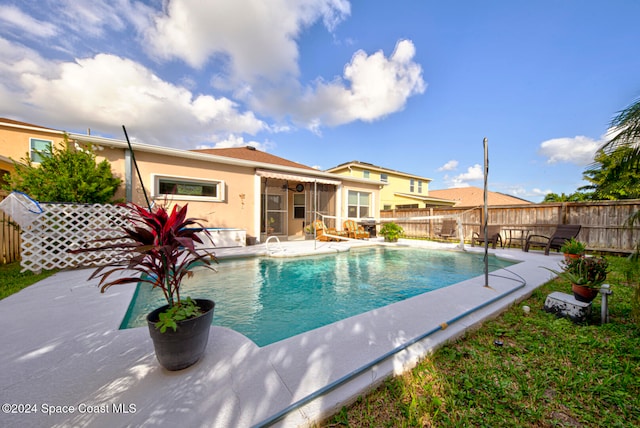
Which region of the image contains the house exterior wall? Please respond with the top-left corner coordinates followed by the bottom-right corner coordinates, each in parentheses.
top-left (329, 164), bottom-right (430, 210)
top-left (91, 145), bottom-right (127, 202)
top-left (0, 122), bottom-right (67, 175)
top-left (2, 120), bottom-right (382, 244)
top-left (339, 181), bottom-right (381, 220)
top-left (90, 146), bottom-right (259, 240)
top-left (90, 146), bottom-right (382, 242)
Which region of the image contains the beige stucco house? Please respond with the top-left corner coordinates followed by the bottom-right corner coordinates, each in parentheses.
top-left (326, 161), bottom-right (455, 210)
top-left (0, 118), bottom-right (68, 188)
top-left (1, 118), bottom-right (382, 244)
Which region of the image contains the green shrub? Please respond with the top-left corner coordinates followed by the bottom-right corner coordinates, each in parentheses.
top-left (379, 222), bottom-right (404, 242)
top-left (3, 135), bottom-right (121, 203)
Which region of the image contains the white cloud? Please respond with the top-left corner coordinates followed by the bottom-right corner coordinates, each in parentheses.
top-left (538, 135), bottom-right (605, 166)
top-left (58, 0), bottom-right (127, 37)
top-left (197, 134), bottom-right (272, 152)
top-left (447, 164), bottom-right (484, 187)
top-left (0, 40), bottom-right (265, 149)
top-left (438, 160), bottom-right (458, 171)
top-left (531, 188), bottom-right (553, 197)
top-left (0, 2), bottom-right (427, 147)
top-left (283, 39), bottom-right (426, 127)
top-left (0, 5), bottom-right (59, 39)
top-left (143, 0), bottom-right (350, 82)
top-left (504, 185), bottom-right (548, 201)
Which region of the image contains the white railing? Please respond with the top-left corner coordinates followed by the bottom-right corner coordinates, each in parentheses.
top-left (20, 203), bottom-right (130, 273)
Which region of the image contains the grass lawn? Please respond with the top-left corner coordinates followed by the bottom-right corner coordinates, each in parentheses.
top-left (0, 261), bottom-right (58, 300)
top-left (321, 255), bottom-right (640, 427)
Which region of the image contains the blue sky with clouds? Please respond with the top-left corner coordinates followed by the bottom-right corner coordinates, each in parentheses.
top-left (1, 0), bottom-right (639, 202)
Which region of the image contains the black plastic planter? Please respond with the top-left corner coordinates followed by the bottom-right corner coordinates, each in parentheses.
top-left (146, 299), bottom-right (215, 371)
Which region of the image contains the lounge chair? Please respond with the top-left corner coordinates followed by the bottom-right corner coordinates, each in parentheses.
top-left (471, 225), bottom-right (503, 249)
top-left (524, 224), bottom-right (581, 255)
top-left (343, 219), bottom-right (369, 239)
top-left (313, 219), bottom-right (348, 241)
top-left (437, 219), bottom-right (457, 239)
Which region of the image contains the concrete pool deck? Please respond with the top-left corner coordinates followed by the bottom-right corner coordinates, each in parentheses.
top-left (0, 239), bottom-right (565, 427)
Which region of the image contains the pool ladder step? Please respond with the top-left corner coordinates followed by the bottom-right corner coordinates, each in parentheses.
top-left (265, 236), bottom-right (285, 255)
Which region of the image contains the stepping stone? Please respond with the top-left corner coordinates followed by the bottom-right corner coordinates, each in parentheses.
top-left (544, 291), bottom-right (592, 323)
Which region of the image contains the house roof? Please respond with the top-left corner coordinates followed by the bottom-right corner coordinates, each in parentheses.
top-left (0, 117), bottom-right (62, 133)
top-left (326, 160), bottom-right (433, 182)
top-left (428, 186), bottom-right (532, 207)
top-left (393, 192), bottom-right (457, 206)
top-left (191, 147), bottom-right (316, 171)
top-left (68, 133), bottom-right (379, 186)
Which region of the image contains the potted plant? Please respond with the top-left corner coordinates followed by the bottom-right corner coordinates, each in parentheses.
top-left (304, 223), bottom-right (314, 239)
top-left (72, 202), bottom-right (217, 371)
top-left (379, 222), bottom-right (404, 242)
top-left (560, 238), bottom-right (586, 260)
top-left (547, 256), bottom-right (609, 303)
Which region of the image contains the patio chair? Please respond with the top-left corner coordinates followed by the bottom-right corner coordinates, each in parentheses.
top-left (343, 219), bottom-right (370, 239)
top-left (313, 219), bottom-right (348, 241)
top-left (471, 225), bottom-right (503, 249)
top-left (523, 224), bottom-right (581, 255)
top-left (436, 219), bottom-right (457, 239)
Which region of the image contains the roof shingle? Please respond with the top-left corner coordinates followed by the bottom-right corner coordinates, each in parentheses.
top-left (428, 186), bottom-right (531, 207)
top-left (192, 147), bottom-right (316, 171)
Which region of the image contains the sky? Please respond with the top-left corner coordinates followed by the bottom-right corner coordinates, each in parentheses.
top-left (1, 0), bottom-right (639, 202)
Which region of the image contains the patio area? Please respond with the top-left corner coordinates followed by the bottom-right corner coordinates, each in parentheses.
top-left (0, 240), bottom-right (563, 427)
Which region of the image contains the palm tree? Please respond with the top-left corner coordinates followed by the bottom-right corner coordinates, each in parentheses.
top-left (603, 96), bottom-right (640, 169)
top-left (602, 97), bottom-right (640, 256)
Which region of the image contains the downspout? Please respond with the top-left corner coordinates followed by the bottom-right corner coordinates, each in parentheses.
top-left (335, 182), bottom-right (342, 230)
top-left (122, 126), bottom-right (151, 210)
top-left (124, 149), bottom-right (133, 202)
top-left (253, 270), bottom-right (526, 427)
top-left (313, 181), bottom-right (317, 250)
top-left (254, 174), bottom-right (262, 243)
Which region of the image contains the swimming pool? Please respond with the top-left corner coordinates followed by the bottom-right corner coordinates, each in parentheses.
top-left (121, 247), bottom-right (517, 346)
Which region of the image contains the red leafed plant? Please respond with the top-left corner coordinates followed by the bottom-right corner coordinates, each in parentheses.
top-left (72, 202), bottom-right (217, 322)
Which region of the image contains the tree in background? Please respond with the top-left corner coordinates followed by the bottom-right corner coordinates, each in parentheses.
top-left (604, 97), bottom-right (640, 237)
top-left (542, 192), bottom-right (591, 203)
top-left (604, 96), bottom-right (640, 170)
top-left (544, 97), bottom-right (640, 204)
top-left (579, 145), bottom-right (640, 200)
top-left (603, 96), bottom-right (640, 324)
top-left (3, 135), bottom-right (122, 203)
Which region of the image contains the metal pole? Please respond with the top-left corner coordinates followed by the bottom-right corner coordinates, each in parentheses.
top-left (483, 137), bottom-right (489, 287)
top-left (122, 125), bottom-right (152, 211)
top-left (314, 181), bottom-right (317, 250)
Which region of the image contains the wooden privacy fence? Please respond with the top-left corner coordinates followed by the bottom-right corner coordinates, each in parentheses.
top-left (381, 199), bottom-right (640, 253)
top-left (8, 199), bottom-right (640, 270)
top-left (0, 191), bottom-right (21, 264)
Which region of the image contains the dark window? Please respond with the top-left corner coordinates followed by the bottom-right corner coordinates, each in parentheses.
top-left (159, 179), bottom-right (218, 197)
top-left (293, 194), bottom-right (305, 219)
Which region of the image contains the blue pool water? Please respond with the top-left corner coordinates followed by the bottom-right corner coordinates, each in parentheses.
top-left (120, 247), bottom-right (516, 346)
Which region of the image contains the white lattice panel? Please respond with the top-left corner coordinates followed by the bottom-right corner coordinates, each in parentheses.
top-left (20, 204), bottom-right (132, 273)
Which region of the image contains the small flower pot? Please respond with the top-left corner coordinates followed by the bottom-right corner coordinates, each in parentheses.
top-left (147, 299), bottom-right (215, 371)
top-left (563, 253), bottom-right (582, 262)
top-left (572, 284), bottom-right (599, 303)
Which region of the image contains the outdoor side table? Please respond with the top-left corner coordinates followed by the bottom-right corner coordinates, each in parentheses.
top-left (505, 228), bottom-right (530, 248)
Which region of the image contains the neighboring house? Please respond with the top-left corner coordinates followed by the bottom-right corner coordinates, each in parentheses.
top-left (0, 118), bottom-right (68, 186)
top-left (326, 161), bottom-right (455, 210)
top-left (0, 118), bottom-right (381, 244)
top-left (428, 186), bottom-right (532, 207)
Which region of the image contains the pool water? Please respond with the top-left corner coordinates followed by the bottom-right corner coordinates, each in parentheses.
top-left (120, 247), bottom-right (516, 346)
